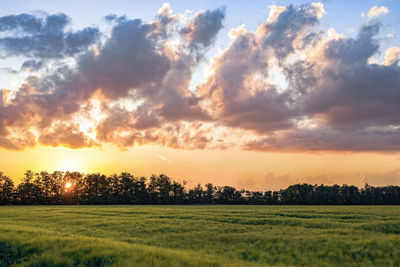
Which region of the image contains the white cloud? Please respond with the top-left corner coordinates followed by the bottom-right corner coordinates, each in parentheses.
top-left (384, 46), bottom-right (400, 66)
top-left (368, 58), bottom-right (379, 65)
top-left (157, 3), bottom-right (172, 16)
top-left (228, 24), bottom-right (247, 39)
top-left (267, 4), bottom-right (286, 23)
top-left (311, 2), bottom-right (326, 19)
top-left (362, 5), bottom-right (389, 18)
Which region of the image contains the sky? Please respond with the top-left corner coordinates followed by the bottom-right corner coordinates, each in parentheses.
top-left (0, 0), bottom-right (400, 190)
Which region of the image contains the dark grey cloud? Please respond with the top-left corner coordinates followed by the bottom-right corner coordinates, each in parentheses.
top-left (220, 89), bottom-right (294, 133)
top-left (262, 4), bottom-right (320, 59)
top-left (244, 126), bottom-right (400, 152)
top-left (0, 13), bottom-right (42, 32)
top-left (21, 60), bottom-right (43, 71)
top-left (324, 22), bottom-right (380, 64)
top-left (104, 14), bottom-right (128, 24)
top-left (77, 18), bottom-right (171, 99)
top-left (0, 13), bottom-right (100, 63)
top-left (299, 22), bottom-right (400, 130)
top-left (181, 7), bottom-right (225, 49)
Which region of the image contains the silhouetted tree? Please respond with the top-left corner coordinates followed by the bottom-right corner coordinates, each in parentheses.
top-left (0, 172), bottom-right (14, 205)
top-left (148, 174), bottom-right (172, 204)
top-left (216, 186), bottom-right (243, 204)
top-left (340, 184), bottom-right (361, 205)
top-left (245, 191), bottom-right (264, 204)
top-left (114, 172), bottom-right (135, 204)
top-left (204, 183), bottom-right (215, 203)
top-left (188, 184), bottom-right (204, 203)
top-left (64, 171), bottom-right (85, 204)
top-left (15, 171), bottom-right (42, 204)
top-left (171, 180), bottom-right (186, 204)
top-left (2, 170), bottom-right (400, 205)
top-left (133, 176), bottom-right (149, 204)
top-left (81, 173), bottom-right (110, 204)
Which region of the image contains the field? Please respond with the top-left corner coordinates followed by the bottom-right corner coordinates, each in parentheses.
top-left (0, 206), bottom-right (399, 266)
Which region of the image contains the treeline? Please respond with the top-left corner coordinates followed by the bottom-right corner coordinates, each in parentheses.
top-left (0, 171), bottom-right (400, 205)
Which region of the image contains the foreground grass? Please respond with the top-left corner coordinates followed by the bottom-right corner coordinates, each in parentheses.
top-left (0, 206), bottom-right (399, 266)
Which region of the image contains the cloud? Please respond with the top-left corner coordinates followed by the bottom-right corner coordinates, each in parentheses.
top-left (384, 46), bottom-right (400, 66)
top-left (38, 123), bottom-right (98, 149)
top-left (181, 7), bottom-right (225, 49)
top-left (0, 67), bottom-right (18, 74)
top-left (259, 173), bottom-right (294, 191)
top-left (238, 172), bottom-right (333, 191)
top-left (0, 13), bottom-right (100, 68)
top-left (198, 4), bottom-right (323, 133)
top-left (0, 3), bottom-right (400, 153)
top-left (205, 14), bottom-right (400, 152)
top-left (236, 173), bottom-right (294, 191)
top-left (300, 23), bottom-right (400, 131)
top-left (0, 6), bottom-right (221, 150)
top-left (244, 126), bottom-right (400, 152)
top-left (228, 24), bottom-right (247, 39)
top-left (21, 60), bottom-right (44, 71)
top-left (362, 5), bottom-right (389, 18)
top-left (267, 5), bottom-right (286, 23)
top-left (0, 131), bottom-right (36, 150)
top-left (77, 18), bottom-right (172, 99)
top-left (262, 4), bottom-right (322, 59)
top-left (238, 170), bottom-right (400, 191)
top-left (238, 169), bottom-right (400, 190)
top-left (256, 22), bottom-right (400, 152)
top-left (96, 120), bottom-right (215, 150)
top-left (363, 169), bottom-right (400, 186)
top-left (311, 2), bottom-right (326, 19)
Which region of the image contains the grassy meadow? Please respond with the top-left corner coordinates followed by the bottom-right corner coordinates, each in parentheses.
top-left (0, 206), bottom-right (399, 266)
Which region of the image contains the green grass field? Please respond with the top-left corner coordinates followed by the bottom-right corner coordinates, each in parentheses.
top-left (0, 206), bottom-right (399, 266)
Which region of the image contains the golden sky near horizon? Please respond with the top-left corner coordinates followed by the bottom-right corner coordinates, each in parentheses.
top-left (2, 145), bottom-right (399, 190)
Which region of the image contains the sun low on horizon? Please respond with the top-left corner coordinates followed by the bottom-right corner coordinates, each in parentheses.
top-left (0, 0), bottom-right (400, 190)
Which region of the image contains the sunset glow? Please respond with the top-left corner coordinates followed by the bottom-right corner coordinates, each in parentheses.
top-left (57, 156), bottom-right (84, 173)
top-left (0, 0), bottom-right (399, 189)
top-left (65, 182), bottom-right (72, 189)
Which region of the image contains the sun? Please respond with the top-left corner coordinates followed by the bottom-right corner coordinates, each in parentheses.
top-left (65, 182), bottom-right (72, 189)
